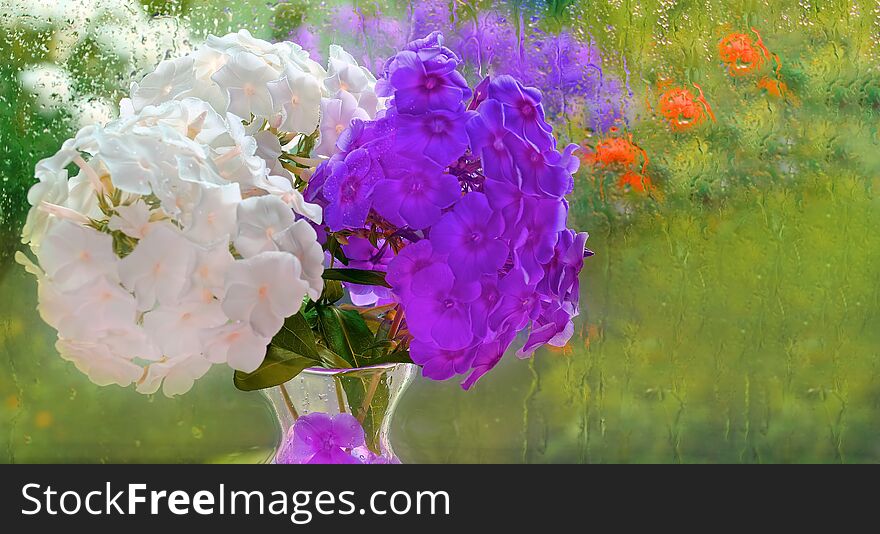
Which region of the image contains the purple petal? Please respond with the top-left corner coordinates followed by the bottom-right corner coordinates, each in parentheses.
top-left (330, 412), bottom-right (366, 449)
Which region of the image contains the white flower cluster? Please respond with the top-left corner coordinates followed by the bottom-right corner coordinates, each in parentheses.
top-left (18, 31), bottom-right (379, 397)
top-left (128, 29), bottom-right (381, 157)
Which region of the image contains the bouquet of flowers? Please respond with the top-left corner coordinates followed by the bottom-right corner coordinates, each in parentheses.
top-left (18, 30), bottom-right (590, 462)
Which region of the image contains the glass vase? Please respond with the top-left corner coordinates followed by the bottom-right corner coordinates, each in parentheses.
top-left (264, 363), bottom-right (417, 464)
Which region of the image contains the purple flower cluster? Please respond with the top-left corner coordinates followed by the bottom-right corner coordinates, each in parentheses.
top-left (306, 33), bottom-right (590, 388)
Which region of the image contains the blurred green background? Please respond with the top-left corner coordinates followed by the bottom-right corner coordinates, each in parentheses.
top-left (2, 0), bottom-right (880, 463)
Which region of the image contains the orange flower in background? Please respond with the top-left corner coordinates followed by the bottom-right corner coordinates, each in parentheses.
top-left (756, 52), bottom-right (799, 104)
top-left (592, 137), bottom-right (640, 168)
top-left (618, 171), bottom-right (653, 194)
top-left (757, 75), bottom-right (787, 97)
top-left (658, 83), bottom-right (716, 132)
top-left (583, 130), bottom-right (654, 195)
top-left (586, 128), bottom-right (649, 171)
top-left (719, 28), bottom-right (771, 77)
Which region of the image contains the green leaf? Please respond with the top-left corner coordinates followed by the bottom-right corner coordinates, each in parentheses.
top-left (316, 345), bottom-right (353, 370)
top-left (233, 346), bottom-right (314, 391)
top-left (320, 279), bottom-right (345, 304)
top-left (316, 305), bottom-right (375, 367)
top-left (326, 236), bottom-right (349, 266)
top-left (322, 268), bottom-right (391, 288)
top-left (367, 347), bottom-right (413, 366)
top-left (270, 312), bottom-right (319, 360)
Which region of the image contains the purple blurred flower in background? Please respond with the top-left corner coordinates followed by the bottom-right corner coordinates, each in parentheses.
top-left (283, 1), bottom-right (629, 133)
top-left (409, 0), bottom-right (453, 42)
top-left (402, 2), bottom-right (629, 134)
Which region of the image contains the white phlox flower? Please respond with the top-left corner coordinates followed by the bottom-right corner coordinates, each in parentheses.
top-left (118, 223), bottom-right (198, 311)
top-left (202, 321), bottom-right (270, 373)
top-left (222, 251), bottom-right (310, 338)
top-left (234, 195), bottom-right (297, 258)
top-left (267, 65), bottom-right (323, 134)
top-left (272, 220), bottom-right (325, 301)
top-left (315, 91), bottom-right (371, 156)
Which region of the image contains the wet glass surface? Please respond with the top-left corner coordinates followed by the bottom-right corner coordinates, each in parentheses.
top-left (2, 0), bottom-right (880, 463)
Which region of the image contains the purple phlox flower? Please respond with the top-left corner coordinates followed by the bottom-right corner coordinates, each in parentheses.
top-left (517, 301), bottom-right (577, 358)
top-left (508, 137), bottom-right (572, 198)
top-left (335, 118), bottom-right (368, 155)
top-left (343, 236), bottom-right (394, 268)
top-left (404, 262), bottom-right (481, 351)
top-left (467, 99), bottom-right (518, 183)
top-left (389, 50), bottom-right (471, 113)
top-left (467, 273), bottom-right (501, 340)
top-left (468, 76), bottom-right (491, 110)
top-left (276, 412), bottom-right (366, 464)
top-left (430, 192), bottom-right (508, 281)
top-left (483, 177), bottom-right (527, 231)
top-left (304, 157), bottom-right (331, 205)
top-left (402, 31), bottom-right (459, 63)
top-left (410, 338), bottom-right (477, 381)
top-left (300, 31), bottom-right (592, 389)
top-left (460, 327), bottom-right (517, 390)
top-left (386, 239), bottom-right (442, 300)
top-left (337, 115), bottom-right (397, 163)
top-left (377, 31), bottom-right (462, 98)
top-left (341, 236), bottom-right (394, 306)
top-left (551, 142), bottom-right (581, 176)
top-left (488, 75), bottom-right (554, 151)
top-left (537, 230), bottom-right (589, 303)
top-left (373, 162), bottom-right (461, 230)
top-left (322, 147), bottom-right (382, 231)
top-left (490, 268), bottom-right (541, 332)
top-left (511, 196), bottom-right (567, 283)
top-left (395, 108), bottom-right (472, 168)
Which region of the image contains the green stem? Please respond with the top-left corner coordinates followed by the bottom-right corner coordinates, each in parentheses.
top-left (279, 384), bottom-right (299, 421)
top-left (333, 376), bottom-right (347, 414)
top-left (356, 373), bottom-right (382, 425)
